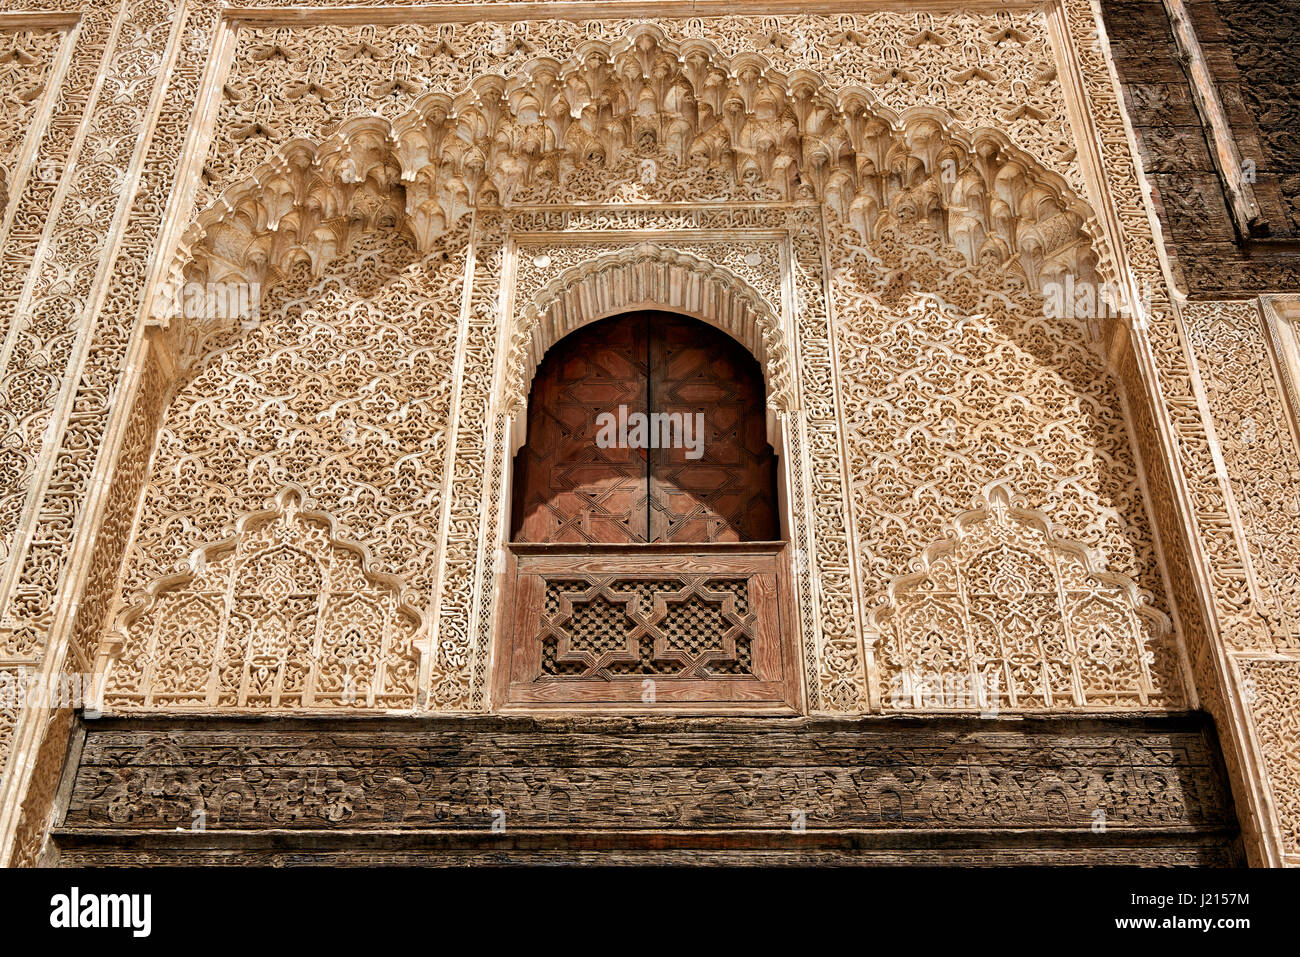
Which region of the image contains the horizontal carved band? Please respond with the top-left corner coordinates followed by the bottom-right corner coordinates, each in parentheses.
top-left (55, 713), bottom-right (1239, 867)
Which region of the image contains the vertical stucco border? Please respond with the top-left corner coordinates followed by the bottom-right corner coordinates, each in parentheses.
top-left (1049, 0), bottom-right (1282, 864)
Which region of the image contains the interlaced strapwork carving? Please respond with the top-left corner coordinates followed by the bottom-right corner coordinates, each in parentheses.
top-left (104, 488), bottom-right (421, 711)
top-left (539, 576), bottom-right (755, 679)
top-left (873, 484), bottom-right (1172, 710)
top-left (0, 0), bottom-right (190, 866)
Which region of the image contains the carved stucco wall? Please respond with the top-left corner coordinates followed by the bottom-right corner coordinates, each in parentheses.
top-left (104, 228), bottom-right (468, 709)
top-left (108, 13), bottom-right (1173, 713)
top-left (0, 0), bottom-right (1294, 867)
top-left (105, 14), bottom-right (1132, 719)
top-left (0, 22), bottom-right (68, 777)
top-left (1186, 298), bottom-right (1300, 862)
top-left (0, 27), bottom-right (65, 232)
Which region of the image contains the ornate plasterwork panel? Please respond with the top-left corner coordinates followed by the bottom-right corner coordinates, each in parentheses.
top-left (105, 488), bottom-right (421, 710)
top-left (0, 0), bottom-right (196, 867)
top-left (0, 0), bottom-right (171, 668)
top-left (162, 19), bottom-right (1099, 342)
top-left (120, 12), bottom-right (1111, 716)
top-left (1185, 296), bottom-right (1300, 862)
top-left (0, 664), bottom-right (20, 760)
top-left (0, 23), bottom-right (67, 571)
top-left (1240, 657), bottom-right (1300, 861)
top-left (106, 224), bottom-right (467, 710)
top-left (0, 27), bottom-right (63, 223)
top-left (826, 210), bottom-right (1183, 708)
top-left (874, 483), bottom-right (1172, 710)
top-left (107, 7), bottom-right (1163, 716)
top-left (197, 10), bottom-right (1085, 214)
top-left (129, 16), bottom-right (1112, 720)
top-left (1, 0), bottom-right (1293, 866)
top-left (1056, 0), bottom-right (1284, 859)
top-left (1187, 300), bottom-right (1300, 651)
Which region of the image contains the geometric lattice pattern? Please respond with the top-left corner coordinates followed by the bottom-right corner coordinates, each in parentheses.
top-left (539, 577), bottom-right (755, 679)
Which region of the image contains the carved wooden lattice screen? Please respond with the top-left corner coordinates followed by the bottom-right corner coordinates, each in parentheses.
top-left (499, 312), bottom-right (797, 709)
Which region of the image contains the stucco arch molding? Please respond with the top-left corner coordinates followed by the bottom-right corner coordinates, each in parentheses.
top-left (501, 241), bottom-right (794, 454)
top-left (144, 25), bottom-right (1108, 376)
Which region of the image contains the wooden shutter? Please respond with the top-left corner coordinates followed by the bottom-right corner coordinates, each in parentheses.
top-left (500, 311), bottom-right (797, 711)
top-left (511, 313), bottom-right (649, 544)
top-left (648, 314), bottom-right (778, 543)
top-left (511, 312), bottom-right (777, 544)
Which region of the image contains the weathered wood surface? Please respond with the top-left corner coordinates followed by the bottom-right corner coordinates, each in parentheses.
top-left (501, 543), bottom-right (796, 708)
top-left (51, 713), bottom-right (1242, 865)
top-left (511, 311), bottom-right (777, 545)
top-left (1102, 0), bottom-right (1300, 296)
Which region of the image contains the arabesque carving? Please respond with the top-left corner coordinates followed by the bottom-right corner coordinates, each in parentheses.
top-left (872, 483), bottom-right (1174, 710)
top-left (121, 21), bottom-right (1127, 720)
top-left (153, 24), bottom-right (1101, 374)
top-left (1240, 658), bottom-right (1300, 858)
top-left (97, 10), bottom-right (1176, 722)
top-left (826, 206), bottom-right (1183, 710)
top-left (0, 0), bottom-right (1293, 866)
top-left (196, 11), bottom-right (1088, 209)
top-left (1187, 300), bottom-right (1300, 651)
top-left (109, 225), bottom-right (465, 710)
top-left (102, 487), bottom-right (424, 711)
top-left (0, 27), bottom-right (61, 217)
top-left (0, 24), bottom-right (65, 573)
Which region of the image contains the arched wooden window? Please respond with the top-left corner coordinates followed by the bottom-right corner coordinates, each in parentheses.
top-left (511, 311), bottom-right (778, 544)
top-left (497, 311), bottom-right (798, 711)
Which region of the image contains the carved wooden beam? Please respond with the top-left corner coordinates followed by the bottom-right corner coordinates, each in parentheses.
top-left (1161, 0), bottom-right (1267, 238)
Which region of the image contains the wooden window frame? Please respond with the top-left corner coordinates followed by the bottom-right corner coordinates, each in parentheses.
top-left (493, 541), bottom-right (802, 713)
